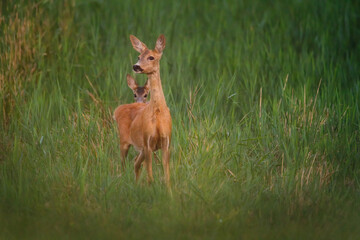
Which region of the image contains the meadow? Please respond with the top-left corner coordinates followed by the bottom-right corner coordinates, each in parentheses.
top-left (0, 0), bottom-right (359, 239)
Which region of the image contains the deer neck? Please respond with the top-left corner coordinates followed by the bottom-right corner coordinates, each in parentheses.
top-left (147, 69), bottom-right (167, 109)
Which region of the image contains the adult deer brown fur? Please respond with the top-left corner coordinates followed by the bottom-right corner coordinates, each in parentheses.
top-left (113, 34), bottom-right (172, 186)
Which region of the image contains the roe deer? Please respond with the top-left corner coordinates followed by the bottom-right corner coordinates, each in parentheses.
top-left (113, 74), bottom-right (156, 167)
top-left (113, 78), bottom-right (146, 170)
top-left (127, 74), bottom-right (150, 103)
top-left (114, 34), bottom-right (172, 186)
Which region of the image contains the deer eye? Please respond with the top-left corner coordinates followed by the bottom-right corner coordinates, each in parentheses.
top-left (148, 56), bottom-right (154, 60)
top-left (144, 94), bottom-right (147, 98)
top-left (137, 56), bottom-right (140, 60)
top-left (134, 94), bottom-right (137, 97)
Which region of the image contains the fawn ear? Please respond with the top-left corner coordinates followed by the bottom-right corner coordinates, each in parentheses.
top-left (130, 35), bottom-right (147, 53)
top-left (144, 79), bottom-right (150, 91)
top-left (155, 34), bottom-right (166, 53)
top-left (127, 74), bottom-right (138, 90)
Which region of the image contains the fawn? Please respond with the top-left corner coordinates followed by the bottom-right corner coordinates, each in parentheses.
top-left (114, 74), bottom-right (159, 165)
top-left (127, 74), bottom-right (150, 103)
top-left (113, 34), bottom-right (172, 186)
top-left (112, 75), bottom-right (148, 169)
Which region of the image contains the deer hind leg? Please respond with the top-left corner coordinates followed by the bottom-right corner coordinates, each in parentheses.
top-left (134, 150), bottom-right (145, 182)
top-left (120, 143), bottom-right (130, 169)
top-left (161, 137), bottom-right (171, 187)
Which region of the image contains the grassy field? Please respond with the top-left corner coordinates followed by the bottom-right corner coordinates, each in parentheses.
top-left (1, 0), bottom-right (359, 239)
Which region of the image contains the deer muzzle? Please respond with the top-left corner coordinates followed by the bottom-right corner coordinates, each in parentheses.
top-left (133, 65), bottom-right (143, 73)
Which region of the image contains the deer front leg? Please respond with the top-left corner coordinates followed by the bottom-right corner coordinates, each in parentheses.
top-left (134, 150), bottom-right (145, 182)
top-left (120, 143), bottom-right (130, 170)
top-left (144, 148), bottom-right (154, 184)
top-left (161, 137), bottom-right (171, 187)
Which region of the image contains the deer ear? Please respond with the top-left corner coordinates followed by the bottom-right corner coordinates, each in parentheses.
top-left (155, 34), bottom-right (166, 53)
top-left (130, 35), bottom-right (147, 53)
top-left (126, 74), bottom-right (138, 90)
top-left (144, 79), bottom-right (150, 91)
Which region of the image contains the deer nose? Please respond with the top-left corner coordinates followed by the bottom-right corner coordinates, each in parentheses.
top-left (133, 65), bottom-right (143, 72)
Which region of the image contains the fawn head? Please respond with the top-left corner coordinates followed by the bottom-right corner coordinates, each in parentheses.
top-left (127, 74), bottom-right (150, 103)
top-left (130, 34), bottom-right (166, 74)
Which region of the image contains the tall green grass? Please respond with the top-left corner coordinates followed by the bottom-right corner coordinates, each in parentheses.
top-left (1, 0), bottom-right (359, 239)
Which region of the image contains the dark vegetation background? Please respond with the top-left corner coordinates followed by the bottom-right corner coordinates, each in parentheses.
top-left (0, 0), bottom-right (359, 239)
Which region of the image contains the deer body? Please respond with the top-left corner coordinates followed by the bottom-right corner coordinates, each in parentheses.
top-left (113, 102), bottom-right (146, 166)
top-left (114, 34), bottom-right (171, 186)
top-left (113, 74), bottom-right (149, 167)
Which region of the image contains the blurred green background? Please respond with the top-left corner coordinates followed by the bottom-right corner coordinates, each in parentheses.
top-left (0, 0), bottom-right (359, 239)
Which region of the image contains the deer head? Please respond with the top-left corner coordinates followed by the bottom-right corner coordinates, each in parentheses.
top-left (130, 34), bottom-right (166, 74)
top-left (126, 74), bottom-right (150, 103)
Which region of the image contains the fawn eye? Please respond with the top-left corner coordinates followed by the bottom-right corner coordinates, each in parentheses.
top-left (134, 94), bottom-right (137, 97)
top-left (148, 56), bottom-right (154, 60)
top-left (144, 94), bottom-right (148, 98)
top-left (137, 56), bottom-right (140, 60)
